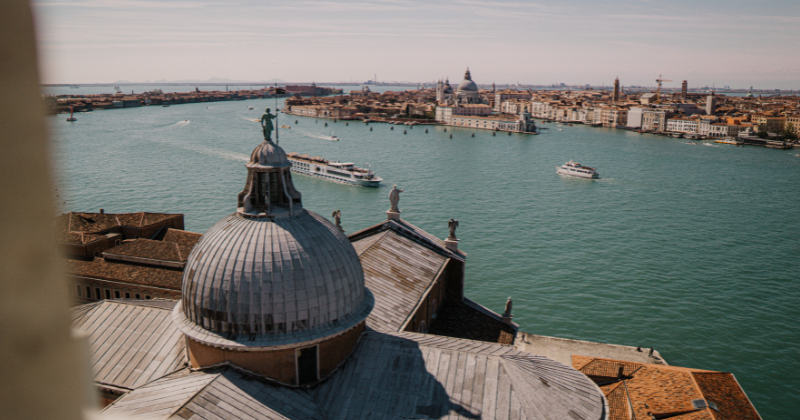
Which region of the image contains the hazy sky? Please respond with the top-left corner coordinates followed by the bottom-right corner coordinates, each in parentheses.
top-left (33, 0), bottom-right (800, 89)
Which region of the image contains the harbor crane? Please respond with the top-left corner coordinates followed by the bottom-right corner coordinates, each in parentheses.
top-left (655, 74), bottom-right (672, 101)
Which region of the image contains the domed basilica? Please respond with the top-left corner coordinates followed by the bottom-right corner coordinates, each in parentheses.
top-left (437, 68), bottom-right (484, 105)
top-left (72, 120), bottom-right (606, 419)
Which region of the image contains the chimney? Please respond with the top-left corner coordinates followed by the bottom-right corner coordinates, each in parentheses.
top-left (618, 366), bottom-right (625, 378)
top-left (99, 208), bottom-right (104, 214)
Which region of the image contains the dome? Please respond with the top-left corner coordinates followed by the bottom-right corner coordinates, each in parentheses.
top-left (458, 79), bottom-right (478, 92)
top-left (248, 140), bottom-right (289, 168)
top-left (457, 68), bottom-right (478, 92)
top-left (174, 209), bottom-right (373, 349)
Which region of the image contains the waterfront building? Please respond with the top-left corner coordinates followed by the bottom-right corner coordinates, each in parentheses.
top-left (455, 68), bottom-right (482, 104)
top-left (751, 112), bottom-right (786, 134)
top-left (494, 89), bottom-right (532, 111)
top-left (786, 114), bottom-right (800, 136)
top-left (450, 112), bottom-right (536, 132)
top-left (666, 116), bottom-right (701, 133)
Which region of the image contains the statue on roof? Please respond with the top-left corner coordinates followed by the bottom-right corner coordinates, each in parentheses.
top-left (503, 297), bottom-right (513, 318)
top-left (447, 218), bottom-right (459, 241)
top-left (260, 108), bottom-right (276, 141)
top-left (388, 184), bottom-right (404, 213)
top-left (332, 210), bottom-right (343, 231)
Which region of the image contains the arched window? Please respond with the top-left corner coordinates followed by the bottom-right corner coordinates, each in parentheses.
top-left (418, 321), bottom-right (427, 333)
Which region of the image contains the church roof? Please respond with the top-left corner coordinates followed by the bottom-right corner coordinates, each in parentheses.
top-left (72, 300), bottom-right (186, 392)
top-left (353, 229), bottom-right (449, 332)
top-left (102, 329), bottom-right (606, 420)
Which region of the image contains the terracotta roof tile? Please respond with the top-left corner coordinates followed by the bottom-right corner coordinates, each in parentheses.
top-left (162, 228), bottom-right (202, 248)
top-left (65, 258), bottom-right (182, 290)
top-left (573, 357), bottom-right (761, 420)
top-left (693, 372), bottom-right (761, 420)
top-left (104, 239), bottom-right (191, 262)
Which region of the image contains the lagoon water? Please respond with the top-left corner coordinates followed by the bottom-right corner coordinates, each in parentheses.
top-left (49, 93), bottom-right (799, 419)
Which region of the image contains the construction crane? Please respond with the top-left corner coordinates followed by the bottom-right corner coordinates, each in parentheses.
top-left (655, 74), bottom-right (672, 101)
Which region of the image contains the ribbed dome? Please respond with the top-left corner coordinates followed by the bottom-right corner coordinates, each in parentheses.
top-left (174, 209), bottom-right (372, 348)
top-left (248, 140), bottom-right (289, 168)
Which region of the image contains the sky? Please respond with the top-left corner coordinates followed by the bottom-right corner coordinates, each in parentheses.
top-left (32, 0), bottom-right (800, 89)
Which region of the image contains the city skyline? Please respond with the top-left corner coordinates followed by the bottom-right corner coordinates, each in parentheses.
top-left (34, 0), bottom-right (800, 89)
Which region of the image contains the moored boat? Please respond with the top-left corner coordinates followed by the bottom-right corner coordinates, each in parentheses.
top-left (556, 160), bottom-right (599, 179)
top-left (287, 153), bottom-right (382, 187)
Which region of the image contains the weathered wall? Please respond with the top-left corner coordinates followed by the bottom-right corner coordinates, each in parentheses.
top-left (187, 321), bottom-right (365, 385)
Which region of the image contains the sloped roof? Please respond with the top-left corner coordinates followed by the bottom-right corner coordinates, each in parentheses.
top-left (65, 258), bottom-right (183, 290)
top-left (56, 212), bottom-right (182, 234)
top-left (353, 229), bottom-right (449, 332)
top-left (71, 300), bottom-right (186, 391)
top-left (104, 238), bottom-right (193, 263)
top-left (572, 356), bottom-right (762, 420)
top-left (102, 330), bottom-right (605, 420)
top-left (162, 228), bottom-right (203, 248)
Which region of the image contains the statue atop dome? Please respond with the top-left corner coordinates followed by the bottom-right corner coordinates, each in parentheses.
top-left (260, 108), bottom-right (276, 141)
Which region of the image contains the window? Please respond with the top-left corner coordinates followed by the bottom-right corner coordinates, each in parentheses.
top-left (135, 294), bottom-right (141, 299)
top-left (297, 346), bottom-right (318, 385)
top-left (418, 321), bottom-right (427, 333)
top-left (145, 295), bottom-right (151, 299)
top-left (94, 288), bottom-right (101, 300)
top-left (125, 292), bottom-right (131, 299)
top-left (86, 286), bottom-right (91, 298)
top-left (114, 291), bottom-right (120, 299)
top-left (76, 285), bottom-right (82, 296)
top-left (105, 289), bottom-right (111, 299)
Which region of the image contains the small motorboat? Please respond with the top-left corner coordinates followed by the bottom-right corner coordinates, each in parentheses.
top-left (330, 135), bottom-right (339, 141)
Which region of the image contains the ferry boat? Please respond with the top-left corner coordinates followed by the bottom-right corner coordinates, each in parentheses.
top-left (287, 153), bottom-right (382, 187)
top-left (556, 160), bottom-right (599, 179)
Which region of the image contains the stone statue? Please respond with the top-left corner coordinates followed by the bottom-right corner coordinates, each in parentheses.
top-left (447, 218), bottom-right (459, 241)
top-left (260, 108), bottom-right (276, 141)
top-left (388, 184), bottom-right (404, 213)
top-left (503, 297), bottom-right (513, 318)
top-left (332, 210), bottom-right (343, 231)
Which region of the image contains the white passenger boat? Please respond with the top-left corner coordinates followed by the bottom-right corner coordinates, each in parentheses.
top-left (287, 153), bottom-right (382, 187)
top-left (556, 160), bottom-right (599, 179)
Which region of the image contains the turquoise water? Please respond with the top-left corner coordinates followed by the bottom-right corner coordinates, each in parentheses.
top-left (49, 96), bottom-right (800, 419)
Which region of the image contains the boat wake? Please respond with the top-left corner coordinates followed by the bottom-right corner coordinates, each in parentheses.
top-left (171, 120), bottom-right (190, 127)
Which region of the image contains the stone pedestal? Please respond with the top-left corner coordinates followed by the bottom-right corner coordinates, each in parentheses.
top-left (386, 211), bottom-right (401, 221)
top-left (445, 239), bottom-right (459, 252)
top-left (501, 315), bottom-right (513, 325)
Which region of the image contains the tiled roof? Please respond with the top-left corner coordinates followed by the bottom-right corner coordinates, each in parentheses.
top-left (56, 212), bottom-right (182, 234)
top-left (58, 231), bottom-right (106, 245)
top-left (65, 258), bottom-right (182, 290)
top-left (162, 228), bottom-right (202, 248)
top-left (104, 239), bottom-right (192, 262)
top-left (573, 356), bottom-right (762, 420)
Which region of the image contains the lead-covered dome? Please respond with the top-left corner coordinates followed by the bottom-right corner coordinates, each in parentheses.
top-left (458, 68), bottom-right (478, 92)
top-left (175, 209), bottom-right (372, 348)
